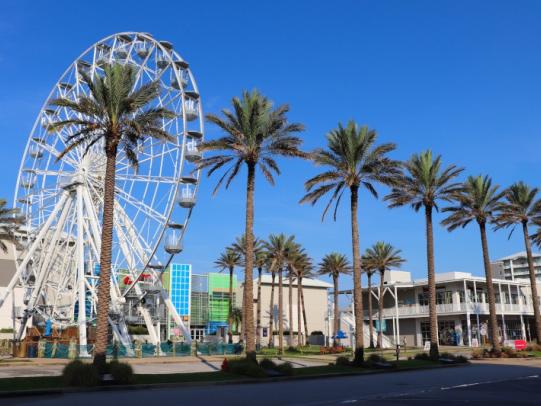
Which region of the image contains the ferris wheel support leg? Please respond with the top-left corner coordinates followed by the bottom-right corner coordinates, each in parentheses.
top-left (76, 186), bottom-right (89, 357)
top-left (16, 194), bottom-right (73, 340)
top-left (0, 192), bottom-right (69, 310)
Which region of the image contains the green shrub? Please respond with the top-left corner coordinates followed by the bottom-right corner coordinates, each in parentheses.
top-left (471, 348), bottom-right (486, 359)
top-left (526, 343), bottom-right (541, 352)
top-left (226, 358), bottom-right (267, 378)
top-left (109, 361), bottom-right (134, 384)
top-left (501, 346), bottom-right (517, 358)
top-left (439, 352), bottom-right (469, 363)
top-left (335, 356), bottom-right (351, 366)
top-left (259, 358), bottom-right (277, 370)
top-left (414, 352), bottom-right (430, 361)
top-left (62, 360), bottom-right (99, 387)
top-left (275, 362), bottom-right (294, 376)
top-left (367, 354), bottom-right (386, 363)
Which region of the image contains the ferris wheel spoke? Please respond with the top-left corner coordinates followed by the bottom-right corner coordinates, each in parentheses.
top-left (114, 187), bottom-right (167, 225)
top-left (115, 173), bottom-right (179, 184)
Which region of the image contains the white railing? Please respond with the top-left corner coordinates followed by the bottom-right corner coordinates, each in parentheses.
top-left (364, 302), bottom-right (535, 318)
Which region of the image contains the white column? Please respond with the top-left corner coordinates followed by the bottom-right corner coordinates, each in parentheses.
top-left (394, 285), bottom-right (400, 346)
top-left (473, 280), bottom-right (480, 343)
top-left (77, 186), bottom-right (89, 356)
top-left (517, 285), bottom-right (527, 340)
top-left (463, 279), bottom-right (471, 346)
top-left (498, 282), bottom-right (507, 342)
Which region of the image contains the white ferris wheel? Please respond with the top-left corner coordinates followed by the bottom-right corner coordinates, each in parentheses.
top-left (0, 32), bottom-right (203, 354)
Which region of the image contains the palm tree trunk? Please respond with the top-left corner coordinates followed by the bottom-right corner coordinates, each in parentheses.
top-left (297, 274), bottom-right (302, 348)
top-left (288, 270), bottom-right (293, 348)
top-left (300, 276), bottom-right (309, 344)
top-left (479, 222), bottom-right (501, 353)
top-left (268, 271), bottom-right (276, 348)
top-left (378, 269), bottom-right (385, 349)
top-left (94, 148), bottom-right (117, 371)
top-left (243, 163), bottom-right (256, 357)
top-left (333, 275), bottom-right (339, 347)
top-left (278, 268), bottom-right (284, 354)
top-left (350, 185), bottom-right (364, 365)
top-left (425, 204), bottom-right (439, 359)
top-left (522, 221), bottom-right (541, 344)
top-left (256, 267), bottom-right (262, 349)
top-left (368, 274), bottom-right (375, 348)
top-left (228, 267), bottom-right (234, 344)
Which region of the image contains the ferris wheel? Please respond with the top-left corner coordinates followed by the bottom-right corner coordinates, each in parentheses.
top-left (0, 32), bottom-right (203, 353)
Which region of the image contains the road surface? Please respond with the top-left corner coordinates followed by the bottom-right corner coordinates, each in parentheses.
top-left (3, 359), bottom-right (541, 405)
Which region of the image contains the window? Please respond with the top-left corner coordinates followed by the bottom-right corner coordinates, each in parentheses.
top-left (436, 291), bottom-right (452, 305)
top-left (418, 293), bottom-right (429, 306)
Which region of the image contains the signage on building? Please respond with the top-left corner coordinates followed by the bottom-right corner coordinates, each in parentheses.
top-left (514, 340), bottom-right (527, 351)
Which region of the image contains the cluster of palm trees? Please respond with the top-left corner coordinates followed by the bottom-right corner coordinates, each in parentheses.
top-left (1, 62), bottom-right (538, 368)
top-left (199, 93), bottom-right (541, 363)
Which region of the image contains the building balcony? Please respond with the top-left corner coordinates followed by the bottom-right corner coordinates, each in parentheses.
top-left (365, 301), bottom-right (535, 319)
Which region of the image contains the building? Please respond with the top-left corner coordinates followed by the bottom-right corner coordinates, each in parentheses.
top-left (340, 270), bottom-right (538, 348)
top-left (0, 244), bottom-right (24, 335)
top-left (248, 275), bottom-right (332, 346)
top-left (491, 252), bottom-right (541, 281)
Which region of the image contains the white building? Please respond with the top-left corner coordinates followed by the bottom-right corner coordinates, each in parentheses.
top-left (340, 270), bottom-right (538, 348)
top-left (0, 243), bottom-right (24, 337)
top-left (491, 251), bottom-right (541, 281)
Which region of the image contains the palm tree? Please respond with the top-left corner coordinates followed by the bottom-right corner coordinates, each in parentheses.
top-left (318, 253), bottom-right (351, 347)
top-left (385, 150), bottom-right (463, 359)
top-left (197, 90), bottom-right (305, 356)
top-left (442, 175), bottom-right (502, 352)
top-left (300, 121), bottom-right (400, 364)
top-left (285, 242), bottom-right (304, 348)
top-left (290, 252), bottom-right (314, 346)
top-left (231, 235), bottom-right (266, 348)
top-left (47, 64), bottom-right (175, 370)
top-left (264, 233), bottom-right (296, 354)
top-left (231, 307), bottom-right (243, 334)
top-left (0, 199), bottom-right (22, 254)
top-left (363, 264), bottom-right (377, 348)
top-left (494, 182), bottom-right (541, 344)
top-left (214, 248), bottom-right (241, 343)
top-left (362, 242), bottom-right (405, 349)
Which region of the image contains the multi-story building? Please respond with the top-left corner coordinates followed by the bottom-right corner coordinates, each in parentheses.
top-left (491, 251), bottom-right (541, 281)
top-left (340, 270), bottom-right (538, 348)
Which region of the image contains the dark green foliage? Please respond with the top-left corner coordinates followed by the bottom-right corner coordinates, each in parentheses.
top-left (127, 325), bottom-right (148, 335)
top-left (259, 358), bottom-right (277, 369)
top-left (225, 358), bottom-right (267, 377)
top-left (335, 356), bottom-right (352, 366)
top-left (62, 360), bottom-right (99, 387)
top-left (439, 352), bottom-right (469, 363)
top-left (109, 361), bottom-right (134, 384)
top-left (414, 352), bottom-right (430, 361)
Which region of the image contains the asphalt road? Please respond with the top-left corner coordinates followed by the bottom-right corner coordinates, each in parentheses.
top-left (4, 360), bottom-right (541, 405)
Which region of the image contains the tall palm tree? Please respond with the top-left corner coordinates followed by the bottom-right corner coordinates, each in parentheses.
top-left (264, 233), bottom-right (296, 354)
top-left (363, 264), bottom-right (377, 348)
top-left (385, 150), bottom-right (462, 359)
top-left (442, 175), bottom-right (502, 352)
top-left (231, 235), bottom-right (266, 348)
top-left (300, 121), bottom-right (400, 364)
top-left (318, 253), bottom-right (351, 347)
top-left (362, 242), bottom-right (405, 349)
top-left (290, 252), bottom-right (314, 346)
top-left (0, 199), bottom-right (22, 254)
top-left (48, 64), bottom-right (175, 370)
top-left (285, 242), bottom-right (303, 347)
top-left (494, 182), bottom-right (541, 344)
top-left (214, 248), bottom-right (241, 344)
top-left (197, 90), bottom-right (305, 356)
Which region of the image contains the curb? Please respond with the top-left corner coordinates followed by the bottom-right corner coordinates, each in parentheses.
top-left (0, 362), bottom-right (467, 398)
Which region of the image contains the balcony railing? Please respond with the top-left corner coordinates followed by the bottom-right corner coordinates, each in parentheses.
top-left (364, 301), bottom-right (535, 319)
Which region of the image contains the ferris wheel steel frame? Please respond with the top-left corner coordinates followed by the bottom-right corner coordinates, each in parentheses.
top-left (0, 32), bottom-right (204, 355)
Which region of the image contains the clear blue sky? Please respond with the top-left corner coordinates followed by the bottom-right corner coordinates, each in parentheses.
top-left (1, 0), bottom-right (540, 290)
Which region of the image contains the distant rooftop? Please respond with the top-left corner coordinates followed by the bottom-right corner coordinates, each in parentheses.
top-left (494, 251), bottom-right (541, 262)
top-left (255, 274), bottom-right (333, 289)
